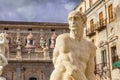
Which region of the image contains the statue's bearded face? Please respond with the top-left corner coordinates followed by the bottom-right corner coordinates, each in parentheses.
top-left (68, 11), bottom-right (84, 38)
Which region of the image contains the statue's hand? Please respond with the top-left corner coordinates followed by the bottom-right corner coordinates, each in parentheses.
top-left (67, 65), bottom-right (78, 76)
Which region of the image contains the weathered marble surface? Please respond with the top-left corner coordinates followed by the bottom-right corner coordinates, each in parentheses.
top-left (0, 54), bottom-right (8, 80)
top-left (0, 33), bottom-right (9, 56)
top-left (50, 10), bottom-right (96, 80)
top-left (0, 33), bottom-right (8, 80)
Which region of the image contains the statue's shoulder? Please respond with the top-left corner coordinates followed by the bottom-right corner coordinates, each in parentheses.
top-left (55, 33), bottom-right (70, 51)
top-left (82, 38), bottom-right (96, 55)
top-left (82, 38), bottom-right (96, 48)
top-left (56, 33), bottom-right (70, 41)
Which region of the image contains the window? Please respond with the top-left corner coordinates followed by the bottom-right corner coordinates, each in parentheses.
top-left (108, 4), bottom-right (114, 23)
top-left (4, 28), bottom-right (8, 30)
top-left (94, 56), bottom-right (97, 74)
top-left (89, 0), bottom-right (92, 7)
top-left (99, 12), bottom-right (104, 26)
top-left (92, 39), bottom-right (94, 43)
top-left (111, 46), bottom-right (118, 64)
top-left (24, 38), bottom-right (27, 46)
top-left (90, 19), bottom-right (94, 32)
top-left (30, 40), bottom-right (33, 45)
top-left (51, 29), bottom-right (55, 32)
top-left (101, 49), bottom-right (107, 66)
top-left (28, 28), bottom-right (32, 31)
top-left (80, 7), bottom-right (82, 12)
top-left (29, 77), bottom-right (37, 80)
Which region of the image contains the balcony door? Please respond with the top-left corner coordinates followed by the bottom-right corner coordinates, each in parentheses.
top-left (99, 12), bottom-right (104, 26)
top-left (111, 46), bottom-right (118, 64)
top-left (108, 4), bottom-right (114, 23)
top-left (90, 19), bottom-right (94, 32)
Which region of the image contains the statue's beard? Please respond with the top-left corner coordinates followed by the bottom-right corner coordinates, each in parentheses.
top-left (70, 30), bottom-right (83, 41)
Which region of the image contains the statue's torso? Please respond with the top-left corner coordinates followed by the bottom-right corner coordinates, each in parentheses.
top-left (56, 33), bottom-right (91, 73)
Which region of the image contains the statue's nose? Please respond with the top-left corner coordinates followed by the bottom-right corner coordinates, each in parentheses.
top-left (71, 19), bottom-right (75, 24)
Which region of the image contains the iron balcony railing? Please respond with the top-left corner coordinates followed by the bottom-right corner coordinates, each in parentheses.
top-left (95, 63), bottom-right (109, 77)
top-left (96, 18), bottom-right (107, 31)
top-left (86, 18), bottom-right (107, 37)
top-left (86, 25), bottom-right (96, 37)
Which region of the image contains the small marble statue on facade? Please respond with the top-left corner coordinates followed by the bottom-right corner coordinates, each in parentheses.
top-left (0, 54), bottom-right (8, 80)
top-left (50, 10), bottom-right (96, 80)
top-left (0, 33), bottom-right (9, 56)
top-left (50, 32), bottom-right (57, 49)
top-left (43, 43), bottom-right (50, 59)
top-left (40, 37), bottom-right (46, 49)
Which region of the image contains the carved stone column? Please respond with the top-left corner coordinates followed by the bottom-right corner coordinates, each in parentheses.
top-left (44, 63), bottom-right (50, 80)
top-left (16, 65), bottom-right (21, 80)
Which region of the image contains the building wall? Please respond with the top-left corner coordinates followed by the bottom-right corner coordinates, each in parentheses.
top-left (75, 0), bottom-right (120, 80)
top-left (75, 1), bottom-right (86, 13)
top-left (3, 61), bottom-right (53, 80)
top-left (0, 21), bottom-right (69, 80)
top-left (85, 0), bottom-right (99, 10)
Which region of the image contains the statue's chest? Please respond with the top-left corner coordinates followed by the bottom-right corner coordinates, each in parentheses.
top-left (69, 43), bottom-right (90, 62)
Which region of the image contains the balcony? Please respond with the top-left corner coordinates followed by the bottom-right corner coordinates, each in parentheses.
top-left (95, 63), bottom-right (109, 77)
top-left (86, 26), bottom-right (96, 37)
top-left (96, 19), bottom-right (107, 32)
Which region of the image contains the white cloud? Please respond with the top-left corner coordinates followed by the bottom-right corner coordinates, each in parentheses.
top-left (8, 12), bottom-right (13, 17)
top-left (16, 6), bottom-right (36, 21)
top-left (0, 0), bottom-right (80, 22)
top-left (64, 2), bottom-right (75, 11)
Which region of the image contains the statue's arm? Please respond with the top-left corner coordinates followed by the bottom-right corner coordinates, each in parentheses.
top-left (53, 34), bottom-right (70, 66)
top-left (53, 47), bottom-right (59, 66)
top-left (85, 43), bottom-right (96, 80)
top-left (52, 35), bottom-right (63, 67)
top-left (53, 34), bottom-right (74, 70)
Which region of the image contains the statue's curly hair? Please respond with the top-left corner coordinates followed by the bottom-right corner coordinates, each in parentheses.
top-left (68, 10), bottom-right (87, 27)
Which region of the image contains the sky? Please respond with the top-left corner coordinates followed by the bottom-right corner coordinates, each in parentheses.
top-left (0, 0), bottom-right (80, 23)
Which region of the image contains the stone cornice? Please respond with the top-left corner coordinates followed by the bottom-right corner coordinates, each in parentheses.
top-left (8, 59), bottom-right (52, 63)
top-left (85, 0), bottom-right (103, 15)
top-left (0, 21), bottom-right (69, 29)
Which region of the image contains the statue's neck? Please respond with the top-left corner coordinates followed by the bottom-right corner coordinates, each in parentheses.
top-left (70, 31), bottom-right (83, 42)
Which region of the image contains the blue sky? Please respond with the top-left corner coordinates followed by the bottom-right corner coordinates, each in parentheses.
top-left (0, 0), bottom-right (80, 23)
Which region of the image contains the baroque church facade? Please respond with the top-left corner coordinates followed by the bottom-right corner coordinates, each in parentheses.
top-left (0, 21), bottom-right (69, 80)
